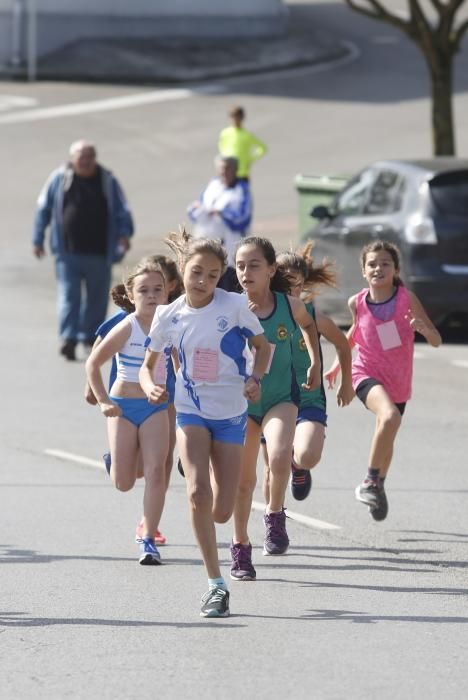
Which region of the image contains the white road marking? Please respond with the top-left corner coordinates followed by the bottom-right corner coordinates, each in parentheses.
top-left (0, 94), bottom-right (38, 112)
top-left (45, 448), bottom-right (342, 531)
top-left (251, 501), bottom-right (341, 531)
top-left (0, 41), bottom-right (360, 126)
top-left (452, 360), bottom-right (468, 369)
top-left (45, 448), bottom-right (104, 469)
top-left (0, 85), bottom-right (222, 125)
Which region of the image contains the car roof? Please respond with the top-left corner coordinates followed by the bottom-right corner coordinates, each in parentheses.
top-left (371, 158), bottom-right (468, 177)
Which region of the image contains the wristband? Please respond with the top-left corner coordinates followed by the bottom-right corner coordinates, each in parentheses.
top-left (248, 374), bottom-right (261, 386)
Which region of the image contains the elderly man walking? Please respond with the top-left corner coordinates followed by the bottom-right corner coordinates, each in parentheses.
top-left (33, 140), bottom-right (134, 360)
top-left (187, 155), bottom-right (252, 291)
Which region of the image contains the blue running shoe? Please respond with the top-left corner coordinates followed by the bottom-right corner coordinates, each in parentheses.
top-left (103, 453), bottom-right (111, 476)
top-left (138, 537), bottom-right (162, 565)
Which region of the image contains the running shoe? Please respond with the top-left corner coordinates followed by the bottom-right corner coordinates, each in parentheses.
top-left (200, 587), bottom-right (230, 618)
top-left (230, 542), bottom-right (256, 581)
top-left (291, 463), bottom-right (312, 501)
top-left (177, 458), bottom-right (185, 478)
top-left (138, 537), bottom-right (162, 565)
top-left (60, 339), bottom-right (76, 361)
top-left (355, 478), bottom-right (380, 508)
top-left (370, 485), bottom-right (389, 521)
top-left (103, 453), bottom-right (111, 476)
top-left (135, 519), bottom-right (167, 545)
top-left (263, 508), bottom-right (289, 556)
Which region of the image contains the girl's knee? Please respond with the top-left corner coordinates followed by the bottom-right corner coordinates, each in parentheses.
top-left (187, 484), bottom-right (212, 511)
top-left (295, 446), bottom-right (322, 470)
top-left (379, 407), bottom-right (401, 431)
top-left (113, 475), bottom-right (135, 492)
top-left (212, 504), bottom-right (233, 524)
top-left (237, 474), bottom-right (257, 498)
top-left (268, 447), bottom-right (293, 471)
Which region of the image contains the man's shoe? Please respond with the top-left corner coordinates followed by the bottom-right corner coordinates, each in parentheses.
top-left (355, 478), bottom-right (380, 508)
top-left (370, 485), bottom-right (389, 521)
top-left (200, 588), bottom-right (230, 618)
top-left (291, 463), bottom-right (312, 501)
top-left (138, 537), bottom-right (162, 565)
top-left (135, 519), bottom-right (166, 545)
top-left (60, 340), bottom-right (76, 361)
top-left (230, 542), bottom-right (256, 581)
top-left (263, 508), bottom-right (289, 556)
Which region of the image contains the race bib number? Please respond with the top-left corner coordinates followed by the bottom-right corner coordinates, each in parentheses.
top-left (192, 348), bottom-right (219, 382)
top-left (376, 320), bottom-right (402, 351)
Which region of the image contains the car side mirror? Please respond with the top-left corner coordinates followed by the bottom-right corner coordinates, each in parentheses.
top-left (310, 205), bottom-right (331, 220)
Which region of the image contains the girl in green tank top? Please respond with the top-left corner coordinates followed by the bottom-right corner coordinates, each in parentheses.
top-left (229, 237), bottom-right (321, 580)
top-left (261, 244), bottom-right (354, 505)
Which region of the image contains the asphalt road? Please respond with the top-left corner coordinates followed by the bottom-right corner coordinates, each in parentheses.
top-left (1, 1), bottom-right (468, 698)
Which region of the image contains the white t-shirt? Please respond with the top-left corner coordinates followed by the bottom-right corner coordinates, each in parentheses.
top-left (148, 288), bottom-right (263, 419)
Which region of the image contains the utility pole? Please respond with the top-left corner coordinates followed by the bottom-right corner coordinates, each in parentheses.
top-left (27, 0), bottom-right (37, 81)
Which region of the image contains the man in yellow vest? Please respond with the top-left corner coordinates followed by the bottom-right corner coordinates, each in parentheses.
top-left (218, 106), bottom-right (267, 181)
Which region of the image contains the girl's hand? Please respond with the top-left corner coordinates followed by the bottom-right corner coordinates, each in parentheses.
top-left (147, 385), bottom-right (169, 405)
top-left (404, 308), bottom-right (431, 337)
top-left (244, 376), bottom-right (261, 403)
top-left (84, 382), bottom-right (98, 406)
top-left (100, 401), bottom-right (122, 418)
top-left (336, 380), bottom-right (355, 407)
top-left (324, 364), bottom-right (341, 388)
top-left (303, 363), bottom-right (321, 391)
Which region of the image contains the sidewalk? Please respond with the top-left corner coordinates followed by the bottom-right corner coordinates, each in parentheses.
top-left (1, 5), bottom-right (348, 84)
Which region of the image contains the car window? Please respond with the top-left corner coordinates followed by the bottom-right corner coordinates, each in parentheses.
top-left (364, 170), bottom-right (405, 214)
top-left (429, 171), bottom-right (468, 215)
top-left (335, 169), bottom-right (375, 216)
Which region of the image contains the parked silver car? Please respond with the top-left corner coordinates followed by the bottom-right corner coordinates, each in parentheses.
top-left (308, 158), bottom-right (468, 327)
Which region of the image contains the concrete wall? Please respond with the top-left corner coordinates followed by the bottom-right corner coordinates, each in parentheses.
top-left (0, 0), bottom-right (288, 66)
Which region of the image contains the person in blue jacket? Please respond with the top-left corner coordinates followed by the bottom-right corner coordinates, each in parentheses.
top-left (32, 140), bottom-right (134, 360)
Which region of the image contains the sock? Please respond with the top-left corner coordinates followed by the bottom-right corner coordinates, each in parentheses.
top-left (367, 468), bottom-right (380, 481)
top-left (208, 577), bottom-right (227, 591)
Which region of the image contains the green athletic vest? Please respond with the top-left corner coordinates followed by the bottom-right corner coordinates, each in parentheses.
top-left (248, 292), bottom-right (297, 418)
top-left (291, 302), bottom-right (326, 411)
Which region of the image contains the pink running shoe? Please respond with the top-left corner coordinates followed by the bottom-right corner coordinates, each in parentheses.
top-left (135, 519), bottom-right (167, 545)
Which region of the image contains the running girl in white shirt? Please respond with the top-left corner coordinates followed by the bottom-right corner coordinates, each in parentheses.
top-left (139, 230), bottom-right (270, 618)
top-left (86, 261), bottom-right (170, 565)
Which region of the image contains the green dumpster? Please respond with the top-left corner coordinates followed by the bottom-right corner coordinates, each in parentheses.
top-left (295, 174), bottom-right (349, 239)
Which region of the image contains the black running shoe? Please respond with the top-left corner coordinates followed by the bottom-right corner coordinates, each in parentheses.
top-left (263, 508), bottom-right (289, 555)
top-left (177, 458), bottom-right (185, 478)
top-left (60, 340), bottom-right (76, 361)
top-left (291, 464), bottom-right (312, 501)
top-left (355, 478), bottom-right (380, 508)
top-left (370, 486), bottom-right (388, 521)
top-left (200, 587), bottom-right (230, 618)
top-left (230, 542), bottom-right (256, 581)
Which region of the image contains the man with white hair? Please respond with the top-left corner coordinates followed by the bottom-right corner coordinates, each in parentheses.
top-left (187, 155), bottom-right (252, 291)
top-left (32, 140), bottom-right (134, 360)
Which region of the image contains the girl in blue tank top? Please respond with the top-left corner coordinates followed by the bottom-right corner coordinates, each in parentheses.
top-left (84, 256), bottom-right (182, 546)
top-left (230, 237), bottom-right (321, 581)
top-left (86, 260), bottom-right (177, 566)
